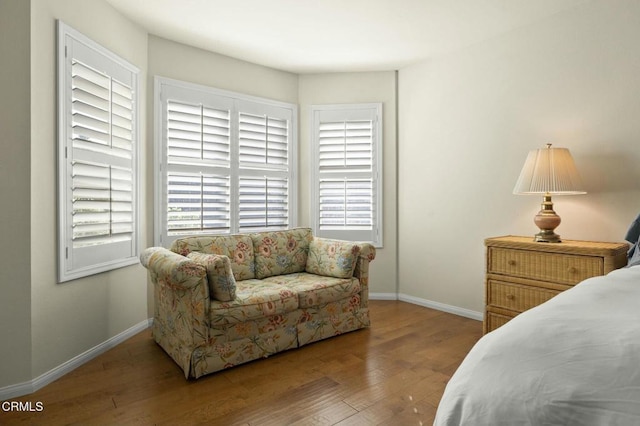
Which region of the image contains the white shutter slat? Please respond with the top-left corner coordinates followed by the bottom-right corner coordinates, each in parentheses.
top-left (72, 76), bottom-right (110, 103)
top-left (167, 101), bottom-right (230, 164)
top-left (71, 60), bottom-right (135, 157)
top-left (318, 119), bottom-right (373, 171)
top-left (71, 160), bottom-right (134, 245)
top-left (167, 173), bottom-right (230, 233)
top-left (238, 176), bottom-right (288, 231)
top-left (73, 101), bottom-right (109, 126)
top-left (72, 60), bottom-right (109, 87)
top-left (318, 178), bottom-right (373, 229)
top-left (239, 113), bottom-right (289, 167)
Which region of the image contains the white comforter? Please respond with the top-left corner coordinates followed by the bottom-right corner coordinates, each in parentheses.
top-left (435, 265), bottom-right (640, 426)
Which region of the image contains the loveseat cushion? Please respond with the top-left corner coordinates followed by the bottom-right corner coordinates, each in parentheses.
top-left (187, 252), bottom-right (237, 302)
top-left (209, 280), bottom-right (299, 326)
top-left (251, 228), bottom-right (312, 279)
top-left (262, 272), bottom-right (361, 308)
top-left (171, 235), bottom-right (255, 280)
top-left (305, 238), bottom-right (361, 278)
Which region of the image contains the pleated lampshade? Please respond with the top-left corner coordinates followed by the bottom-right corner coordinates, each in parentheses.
top-left (513, 144), bottom-right (586, 195)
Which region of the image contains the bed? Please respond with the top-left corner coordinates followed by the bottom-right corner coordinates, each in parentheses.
top-left (434, 264), bottom-right (640, 425)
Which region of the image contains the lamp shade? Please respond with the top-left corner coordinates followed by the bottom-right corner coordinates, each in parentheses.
top-left (513, 144), bottom-right (586, 195)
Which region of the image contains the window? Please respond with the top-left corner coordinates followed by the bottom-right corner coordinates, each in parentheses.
top-left (155, 77), bottom-right (297, 247)
top-left (57, 22), bottom-right (140, 282)
top-left (310, 104), bottom-right (383, 247)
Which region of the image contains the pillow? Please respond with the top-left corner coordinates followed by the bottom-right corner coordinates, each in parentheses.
top-left (187, 252), bottom-right (237, 301)
top-left (305, 238), bottom-right (360, 279)
top-left (625, 213), bottom-right (640, 267)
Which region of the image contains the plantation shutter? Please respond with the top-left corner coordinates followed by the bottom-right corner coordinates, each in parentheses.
top-left (237, 100), bottom-right (292, 233)
top-left (165, 99), bottom-right (232, 234)
top-left (70, 61), bottom-right (134, 247)
top-left (312, 105), bottom-right (382, 246)
top-left (58, 22), bottom-right (139, 282)
top-left (155, 79), bottom-right (297, 246)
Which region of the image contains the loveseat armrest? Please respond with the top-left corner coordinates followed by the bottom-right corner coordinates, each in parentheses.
top-left (141, 247), bottom-right (208, 291)
top-left (354, 243), bottom-right (376, 308)
top-left (353, 243), bottom-right (376, 284)
top-left (140, 247), bottom-right (210, 378)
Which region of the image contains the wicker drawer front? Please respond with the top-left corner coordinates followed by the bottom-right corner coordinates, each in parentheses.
top-left (488, 248), bottom-right (603, 285)
top-left (487, 279), bottom-right (561, 312)
top-left (485, 311), bottom-right (514, 332)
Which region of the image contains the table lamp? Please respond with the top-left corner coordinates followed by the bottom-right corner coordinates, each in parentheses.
top-left (513, 144), bottom-right (586, 243)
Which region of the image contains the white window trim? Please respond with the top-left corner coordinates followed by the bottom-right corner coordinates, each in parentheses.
top-left (57, 21), bottom-right (140, 282)
top-left (310, 103), bottom-right (383, 248)
top-left (154, 76), bottom-right (298, 247)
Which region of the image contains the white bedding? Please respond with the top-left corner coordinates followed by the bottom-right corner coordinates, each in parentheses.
top-left (435, 265), bottom-right (640, 426)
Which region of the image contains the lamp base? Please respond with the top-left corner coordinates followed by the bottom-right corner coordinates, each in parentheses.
top-left (534, 229), bottom-right (562, 243)
top-left (533, 194), bottom-right (562, 243)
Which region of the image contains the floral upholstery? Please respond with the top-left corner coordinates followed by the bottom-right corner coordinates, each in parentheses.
top-left (141, 228), bottom-right (375, 379)
top-left (209, 279), bottom-right (299, 326)
top-left (262, 272), bottom-right (360, 308)
top-left (172, 234), bottom-right (255, 280)
top-left (191, 313), bottom-right (301, 378)
top-left (187, 252), bottom-right (237, 302)
top-left (297, 296), bottom-right (370, 346)
top-left (251, 228), bottom-right (312, 279)
top-left (140, 247), bottom-right (210, 377)
top-left (305, 238), bottom-right (361, 278)
top-left (209, 310), bottom-right (302, 344)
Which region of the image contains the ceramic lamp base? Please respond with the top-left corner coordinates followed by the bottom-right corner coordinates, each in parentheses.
top-left (533, 194), bottom-right (562, 243)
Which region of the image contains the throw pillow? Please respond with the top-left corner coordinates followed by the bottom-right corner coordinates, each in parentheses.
top-left (187, 252), bottom-right (237, 301)
top-left (305, 238), bottom-right (360, 279)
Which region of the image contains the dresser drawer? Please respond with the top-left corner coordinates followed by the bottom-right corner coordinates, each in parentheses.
top-left (488, 247), bottom-right (603, 285)
top-left (487, 279), bottom-right (562, 312)
top-left (484, 311), bottom-right (514, 333)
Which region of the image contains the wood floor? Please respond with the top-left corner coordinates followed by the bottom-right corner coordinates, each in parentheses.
top-left (1, 301), bottom-right (482, 425)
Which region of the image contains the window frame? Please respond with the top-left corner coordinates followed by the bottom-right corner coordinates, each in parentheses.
top-left (154, 77), bottom-right (298, 247)
top-left (310, 103), bottom-right (383, 247)
top-left (57, 21), bottom-right (140, 282)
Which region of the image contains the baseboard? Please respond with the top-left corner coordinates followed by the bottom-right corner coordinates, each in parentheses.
top-left (369, 292), bottom-right (398, 300)
top-left (398, 293), bottom-right (483, 321)
top-left (369, 292), bottom-right (483, 321)
top-left (0, 318), bottom-right (153, 401)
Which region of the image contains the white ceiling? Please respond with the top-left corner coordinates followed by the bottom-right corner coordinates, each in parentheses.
top-left (106, 0), bottom-right (589, 74)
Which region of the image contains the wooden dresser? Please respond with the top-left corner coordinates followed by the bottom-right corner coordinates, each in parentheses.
top-left (484, 236), bottom-right (628, 334)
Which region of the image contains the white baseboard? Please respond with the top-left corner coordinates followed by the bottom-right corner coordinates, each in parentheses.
top-left (398, 293), bottom-right (483, 321)
top-left (370, 292), bottom-right (483, 321)
top-left (0, 318), bottom-right (153, 401)
top-left (369, 292), bottom-right (399, 300)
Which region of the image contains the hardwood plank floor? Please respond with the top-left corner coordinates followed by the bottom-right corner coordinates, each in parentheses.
top-left (0, 301), bottom-right (482, 425)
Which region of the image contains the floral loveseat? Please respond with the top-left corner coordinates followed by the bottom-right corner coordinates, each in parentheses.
top-left (140, 228), bottom-right (375, 379)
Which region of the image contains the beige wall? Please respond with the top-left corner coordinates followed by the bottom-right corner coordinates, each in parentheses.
top-left (298, 72), bottom-right (398, 295)
top-left (398, 0), bottom-right (640, 314)
top-left (29, 0), bottom-right (149, 378)
top-left (0, 0), bottom-right (32, 388)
